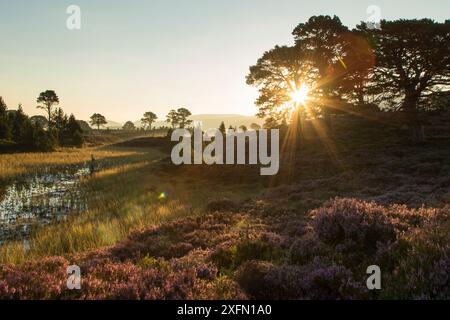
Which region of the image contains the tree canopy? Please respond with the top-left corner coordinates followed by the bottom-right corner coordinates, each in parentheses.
top-left (90, 113), bottom-right (107, 130)
top-left (176, 108), bottom-right (193, 128)
top-left (1, 93), bottom-right (83, 151)
top-left (141, 111), bottom-right (158, 130)
top-left (123, 121), bottom-right (136, 130)
top-left (359, 19), bottom-right (450, 142)
top-left (36, 90), bottom-right (59, 126)
top-left (166, 108), bottom-right (193, 129)
top-left (247, 15), bottom-right (450, 142)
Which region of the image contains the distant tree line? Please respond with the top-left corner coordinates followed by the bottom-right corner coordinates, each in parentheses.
top-left (166, 108), bottom-right (193, 129)
top-left (0, 90), bottom-right (84, 152)
top-left (2, 96), bottom-right (262, 152)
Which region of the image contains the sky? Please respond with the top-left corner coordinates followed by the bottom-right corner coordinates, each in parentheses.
top-left (0, 0), bottom-right (448, 122)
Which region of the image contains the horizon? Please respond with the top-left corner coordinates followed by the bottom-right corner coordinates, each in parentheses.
top-left (87, 113), bottom-right (264, 128)
top-left (1, 0), bottom-right (449, 122)
top-left (0, 0), bottom-right (449, 303)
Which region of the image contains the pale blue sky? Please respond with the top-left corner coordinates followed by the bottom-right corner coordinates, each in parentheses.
top-left (0, 0), bottom-right (448, 121)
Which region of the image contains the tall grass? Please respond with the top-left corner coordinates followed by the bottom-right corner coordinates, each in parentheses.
top-left (0, 148), bottom-right (258, 264)
top-left (0, 147), bottom-right (144, 183)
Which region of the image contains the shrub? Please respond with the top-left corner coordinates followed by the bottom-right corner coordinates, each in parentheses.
top-left (235, 260), bottom-right (275, 299)
top-left (209, 246), bottom-right (236, 271)
top-left (0, 257), bottom-right (69, 299)
top-left (288, 235), bottom-right (330, 265)
top-left (234, 239), bottom-right (283, 266)
top-left (310, 198), bottom-right (397, 254)
top-left (206, 198), bottom-right (238, 213)
top-left (382, 216), bottom-right (450, 299)
top-left (204, 276), bottom-right (247, 300)
top-left (264, 262), bottom-right (368, 300)
top-left (210, 237), bottom-right (283, 273)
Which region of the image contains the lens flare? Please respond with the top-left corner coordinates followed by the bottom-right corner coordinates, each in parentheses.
top-left (158, 191), bottom-right (168, 200)
top-left (290, 83), bottom-right (309, 105)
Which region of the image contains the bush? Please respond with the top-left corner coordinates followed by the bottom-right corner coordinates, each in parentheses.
top-left (382, 215), bottom-right (450, 299)
top-left (265, 262), bottom-right (368, 300)
top-left (209, 246), bottom-right (236, 271)
top-left (0, 139), bottom-right (17, 152)
top-left (289, 235), bottom-right (330, 265)
top-left (235, 261), bottom-right (275, 299)
top-left (210, 237), bottom-right (283, 272)
top-left (234, 239), bottom-right (283, 266)
top-left (206, 198), bottom-right (238, 213)
top-left (310, 198), bottom-right (397, 254)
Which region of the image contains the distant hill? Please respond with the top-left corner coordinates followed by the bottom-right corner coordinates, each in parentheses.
top-left (104, 120), bottom-right (123, 129)
top-left (134, 114), bottom-right (262, 130)
top-left (82, 120), bottom-right (124, 129)
top-left (189, 114), bottom-right (263, 130)
top-left (83, 114), bottom-right (263, 130)
top-left (76, 120), bottom-right (92, 132)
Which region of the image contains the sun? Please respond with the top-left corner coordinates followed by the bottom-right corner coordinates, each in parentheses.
top-left (290, 83), bottom-right (309, 105)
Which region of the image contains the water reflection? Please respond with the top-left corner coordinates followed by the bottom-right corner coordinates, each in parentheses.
top-left (0, 167), bottom-right (89, 244)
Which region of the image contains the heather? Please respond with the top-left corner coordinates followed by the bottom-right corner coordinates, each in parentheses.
top-left (0, 198), bottom-right (448, 299)
top-left (0, 115), bottom-right (449, 299)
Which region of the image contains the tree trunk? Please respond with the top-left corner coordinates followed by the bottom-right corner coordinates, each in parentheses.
top-left (408, 113), bottom-right (425, 144)
top-left (291, 104), bottom-right (303, 149)
top-left (47, 107), bottom-right (52, 129)
top-left (404, 94), bottom-right (425, 144)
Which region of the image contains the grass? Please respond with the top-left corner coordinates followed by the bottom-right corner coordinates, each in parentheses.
top-left (83, 129), bottom-right (167, 147)
top-left (0, 147), bottom-right (142, 183)
top-left (0, 115), bottom-right (449, 299)
top-left (0, 129), bottom-right (167, 185)
top-left (0, 143), bottom-right (260, 265)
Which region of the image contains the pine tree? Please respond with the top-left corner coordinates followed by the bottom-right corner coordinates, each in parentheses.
top-left (62, 114), bottom-right (84, 147)
top-left (219, 121), bottom-right (226, 134)
top-left (9, 104), bottom-right (28, 143)
top-left (0, 97), bottom-right (11, 140)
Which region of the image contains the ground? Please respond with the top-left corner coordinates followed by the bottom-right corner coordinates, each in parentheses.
top-left (0, 113), bottom-right (449, 299)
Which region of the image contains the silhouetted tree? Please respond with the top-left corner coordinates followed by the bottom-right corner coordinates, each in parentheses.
top-left (239, 125), bottom-right (248, 132)
top-left (63, 114), bottom-right (84, 147)
top-left (123, 121), bottom-right (136, 130)
top-left (247, 45), bottom-right (313, 127)
top-left (36, 90), bottom-right (59, 127)
top-left (52, 107), bottom-right (68, 135)
top-left (359, 19), bottom-right (450, 143)
top-left (292, 15), bottom-right (350, 126)
top-left (264, 117), bottom-right (279, 129)
top-left (31, 123), bottom-right (55, 151)
top-left (166, 109), bottom-right (179, 128)
top-left (141, 111), bottom-right (158, 130)
top-left (90, 113), bottom-right (107, 130)
top-left (177, 108), bottom-right (193, 128)
top-left (250, 123), bottom-right (261, 131)
top-left (9, 104), bottom-right (28, 142)
top-left (336, 31), bottom-right (376, 106)
top-left (0, 97), bottom-right (11, 140)
top-left (0, 98), bottom-right (61, 151)
top-left (219, 121), bottom-right (226, 134)
top-left (6, 104), bottom-right (56, 150)
top-left (0, 97), bottom-right (6, 114)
